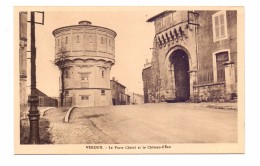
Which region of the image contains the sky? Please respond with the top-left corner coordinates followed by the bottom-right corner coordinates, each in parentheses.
top-left (24, 7), bottom-right (173, 97)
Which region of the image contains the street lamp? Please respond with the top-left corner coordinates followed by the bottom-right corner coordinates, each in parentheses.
top-left (27, 11), bottom-right (44, 144)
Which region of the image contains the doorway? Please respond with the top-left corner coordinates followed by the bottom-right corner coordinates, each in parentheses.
top-left (170, 49), bottom-right (190, 102)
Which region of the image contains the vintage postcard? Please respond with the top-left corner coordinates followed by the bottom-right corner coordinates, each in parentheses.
top-left (14, 6), bottom-right (244, 154)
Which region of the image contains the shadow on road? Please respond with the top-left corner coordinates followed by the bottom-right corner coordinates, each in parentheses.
top-left (85, 114), bottom-right (106, 119)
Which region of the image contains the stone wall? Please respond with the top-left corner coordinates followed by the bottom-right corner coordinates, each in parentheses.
top-left (142, 66), bottom-right (154, 103)
top-left (193, 83), bottom-right (226, 102)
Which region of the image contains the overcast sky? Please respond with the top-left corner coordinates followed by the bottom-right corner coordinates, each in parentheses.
top-left (24, 7), bottom-right (172, 97)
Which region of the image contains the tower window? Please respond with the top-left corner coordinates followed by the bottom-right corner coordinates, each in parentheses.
top-left (89, 35), bottom-right (93, 43)
top-left (81, 95), bottom-right (89, 100)
top-left (81, 73), bottom-right (89, 81)
top-left (65, 90), bottom-right (69, 96)
top-left (64, 70), bottom-right (69, 78)
top-left (101, 37), bottom-right (104, 44)
top-left (57, 39), bottom-right (59, 46)
top-left (76, 35), bottom-right (80, 43)
top-left (101, 90), bottom-right (105, 95)
top-left (102, 70), bottom-right (105, 78)
top-left (65, 36), bottom-right (68, 44)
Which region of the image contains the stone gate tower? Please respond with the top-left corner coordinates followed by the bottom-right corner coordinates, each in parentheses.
top-left (53, 20), bottom-right (116, 107)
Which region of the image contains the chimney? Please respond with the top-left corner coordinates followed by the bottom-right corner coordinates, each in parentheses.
top-left (112, 77), bottom-right (115, 81)
top-left (146, 58), bottom-right (148, 64)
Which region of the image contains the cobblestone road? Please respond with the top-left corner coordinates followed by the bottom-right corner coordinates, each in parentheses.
top-left (44, 102), bottom-right (238, 144)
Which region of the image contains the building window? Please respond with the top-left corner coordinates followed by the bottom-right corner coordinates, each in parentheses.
top-left (65, 36), bottom-right (68, 44)
top-left (108, 39), bottom-right (111, 46)
top-left (212, 11), bottom-right (228, 42)
top-left (101, 90), bottom-right (105, 95)
top-left (76, 35), bottom-right (80, 43)
top-left (89, 35), bottom-right (92, 43)
top-left (65, 90), bottom-right (69, 96)
top-left (101, 37), bottom-right (104, 44)
top-left (81, 73), bottom-right (89, 81)
top-left (81, 96), bottom-right (89, 100)
top-left (101, 70), bottom-right (105, 78)
top-left (64, 70), bottom-right (69, 78)
top-left (213, 50), bottom-right (230, 83)
top-left (80, 72), bottom-right (89, 88)
top-left (57, 39), bottom-right (59, 46)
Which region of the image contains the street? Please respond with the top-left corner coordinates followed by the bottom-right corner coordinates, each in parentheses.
top-left (42, 102), bottom-right (237, 144)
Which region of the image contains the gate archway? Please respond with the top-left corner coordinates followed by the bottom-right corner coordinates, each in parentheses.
top-left (169, 49), bottom-right (190, 102)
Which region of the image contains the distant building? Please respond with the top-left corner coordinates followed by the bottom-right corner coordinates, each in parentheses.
top-left (143, 10), bottom-right (237, 102)
top-left (53, 20), bottom-right (117, 107)
top-left (142, 60), bottom-right (155, 103)
top-left (110, 77), bottom-right (130, 105)
top-left (34, 89), bottom-right (58, 107)
top-left (130, 92), bottom-right (144, 105)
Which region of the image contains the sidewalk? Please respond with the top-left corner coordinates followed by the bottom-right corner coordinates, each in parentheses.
top-left (20, 107), bottom-right (70, 144)
top-left (194, 102), bottom-right (238, 111)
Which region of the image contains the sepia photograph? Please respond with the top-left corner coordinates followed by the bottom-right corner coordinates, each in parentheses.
top-left (14, 6), bottom-right (244, 154)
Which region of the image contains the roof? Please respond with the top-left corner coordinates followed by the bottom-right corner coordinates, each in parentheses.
top-left (34, 88), bottom-right (48, 97)
top-left (147, 10), bottom-right (176, 22)
top-left (52, 24), bottom-right (117, 37)
top-left (110, 79), bottom-right (126, 88)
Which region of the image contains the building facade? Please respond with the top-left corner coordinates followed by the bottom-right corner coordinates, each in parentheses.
top-left (143, 10), bottom-right (237, 102)
top-left (19, 12), bottom-right (27, 107)
top-left (110, 77), bottom-right (130, 105)
top-left (35, 89), bottom-right (58, 107)
top-left (53, 20), bottom-right (117, 107)
top-left (130, 93), bottom-right (144, 105)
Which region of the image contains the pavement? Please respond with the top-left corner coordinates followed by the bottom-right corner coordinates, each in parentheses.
top-left (42, 102), bottom-right (238, 144)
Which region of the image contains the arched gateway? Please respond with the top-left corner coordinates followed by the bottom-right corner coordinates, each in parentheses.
top-left (165, 47), bottom-right (191, 102)
top-left (170, 49), bottom-right (190, 101)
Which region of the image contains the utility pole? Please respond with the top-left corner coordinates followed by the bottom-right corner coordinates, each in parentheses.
top-left (27, 11), bottom-right (44, 144)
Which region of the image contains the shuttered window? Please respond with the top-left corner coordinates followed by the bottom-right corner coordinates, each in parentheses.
top-left (212, 11), bottom-right (228, 42)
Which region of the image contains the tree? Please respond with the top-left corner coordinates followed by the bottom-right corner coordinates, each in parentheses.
top-left (56, 46), bottom-right (67, 107)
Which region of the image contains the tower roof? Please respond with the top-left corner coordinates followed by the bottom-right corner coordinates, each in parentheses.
top-left (52, 20), bottom-right (117, 37)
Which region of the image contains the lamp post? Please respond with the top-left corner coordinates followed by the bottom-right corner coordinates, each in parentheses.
top-left (27, 11), bottom-right (44, 144)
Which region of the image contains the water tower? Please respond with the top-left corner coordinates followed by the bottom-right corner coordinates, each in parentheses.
top-left (52, 20), bottom-right (116, 107)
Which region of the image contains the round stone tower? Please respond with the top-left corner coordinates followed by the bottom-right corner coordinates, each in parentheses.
top-left (53, 20), bottom-right (116, 107)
